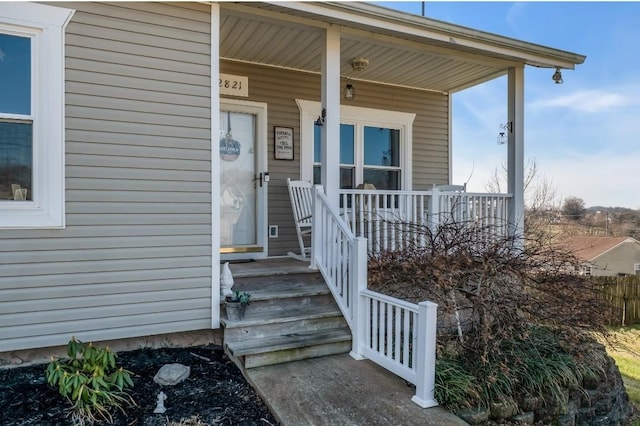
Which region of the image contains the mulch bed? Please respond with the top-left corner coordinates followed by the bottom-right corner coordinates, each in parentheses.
top-left (0, 344), bottom-right (279, 426)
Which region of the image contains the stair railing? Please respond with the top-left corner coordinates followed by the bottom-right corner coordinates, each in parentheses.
top-left (310, 185), bottom-right (366, 329)
top-left (311, 185), bottom-right (438, 408)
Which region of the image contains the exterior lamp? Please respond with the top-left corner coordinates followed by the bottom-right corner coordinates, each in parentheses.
top-left (315, 108), bottom-right (326, 126)
top-left (552, 67), bottom-right (563, 84)
top-left (497, 121), bottom-right (512, 145)
top-left (344, 82), bottom-right (355, 100)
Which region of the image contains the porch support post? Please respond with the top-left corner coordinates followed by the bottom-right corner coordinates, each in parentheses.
top-left (507, 66), bottom-right (525, 240)
top-left (412, 300), bottom-right (438, 408)
top-left (210, 2), bottom-right (221, 329)
top-left (321, 27), bottom-right (341, 208)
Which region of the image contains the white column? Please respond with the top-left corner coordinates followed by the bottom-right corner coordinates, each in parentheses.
top-left (321, 27), bottom-right (341, 208)
top-left (210, 3), bottom-right (221, 329)
top-left (507, 66), bottom-right (525, 239)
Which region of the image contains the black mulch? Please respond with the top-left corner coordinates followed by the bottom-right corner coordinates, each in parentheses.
top-left (0, 344), bottom-right (279, 426)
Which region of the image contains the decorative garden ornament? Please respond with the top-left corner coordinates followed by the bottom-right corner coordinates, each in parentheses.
top-left (221, 262), bottom-right (234, 297)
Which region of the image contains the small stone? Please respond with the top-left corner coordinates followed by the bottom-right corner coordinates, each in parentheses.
top-left (456, 407), bottom-right (489, 424)
top-left (490, 399), bottom-right (518, 419)
top-left (512, 412), bottom-right (535, 425)
top-left (556, 413), bottom-right (576, 426)
top-left (153, 363), bottom-right (190, 386)
top-left (519, 395), bottom-right (542, 412)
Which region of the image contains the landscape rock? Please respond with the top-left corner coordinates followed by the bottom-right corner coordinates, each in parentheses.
top-left (153, 363), bottom-right (191, 386)
top-left (456, 407), bottom-right (489, 424)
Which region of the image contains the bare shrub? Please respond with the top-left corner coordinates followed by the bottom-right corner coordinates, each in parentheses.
top-left (367, 216), bottom-right (613, 361)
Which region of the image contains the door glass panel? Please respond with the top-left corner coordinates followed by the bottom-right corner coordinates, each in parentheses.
top-left (0, 34), bottom-right (31, 115)
top-left (220, 111), bottom-right (257, 247)
top-left (364, 126), bottom-right (400, 167)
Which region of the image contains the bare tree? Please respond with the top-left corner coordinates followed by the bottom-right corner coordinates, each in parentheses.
top-left (484, 158), bottom-right (560, 222)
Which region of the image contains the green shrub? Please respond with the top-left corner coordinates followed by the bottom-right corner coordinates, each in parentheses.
top-left (45, 337), bottom-right (135, 425)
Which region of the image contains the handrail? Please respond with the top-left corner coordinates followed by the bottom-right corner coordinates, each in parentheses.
top-left (311, 185), bottom-right (367, 329)
top-left (340, 188), bottom-right (513, 254)
top-left (311, 185), bottom-right (438, 407)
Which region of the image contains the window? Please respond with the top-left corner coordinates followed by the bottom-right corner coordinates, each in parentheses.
top-left (634, 263), bottom-right (640, 276)
top-left (298, 100), bottom-right (415, 190)
top-left (0, 3), bottom-right (74, 228)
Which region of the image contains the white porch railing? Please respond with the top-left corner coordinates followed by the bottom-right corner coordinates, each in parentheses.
top-left (311, 185), bottom-right (438, 408)
top-left (339, 188), bottom-right (512, 254)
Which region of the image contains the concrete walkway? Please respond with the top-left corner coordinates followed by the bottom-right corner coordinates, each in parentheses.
top-left (246, 353), bottom-right (469, 426)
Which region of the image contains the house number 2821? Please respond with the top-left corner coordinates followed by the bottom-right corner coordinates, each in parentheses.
top-left (219, 74), bottom-right (249, 97)
top-left (219, 79), bottom-right (241, 89)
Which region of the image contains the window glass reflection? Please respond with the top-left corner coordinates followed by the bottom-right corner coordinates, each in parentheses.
top-left (0, 34), bottom-right (31, 115)
top-left (364, 126), bottom-right (399, 167)
top-left (0, 121), bottom-right (32, 200)
top-left (313, 123), bottom-right (355, 165)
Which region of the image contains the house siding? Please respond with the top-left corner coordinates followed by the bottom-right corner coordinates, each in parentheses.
top-left (220, 61), bottom-right (450, 256)
top-left (592, 242), bottom-right (640, 276)
top-left (0, 2), bottom-right (213, 352)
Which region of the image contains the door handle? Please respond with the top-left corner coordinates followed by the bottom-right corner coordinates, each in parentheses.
top-left (254, 172), bottom-right (270, 187)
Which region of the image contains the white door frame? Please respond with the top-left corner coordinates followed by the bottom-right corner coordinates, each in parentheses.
top-left (219, 98), bottom-right (268, 260)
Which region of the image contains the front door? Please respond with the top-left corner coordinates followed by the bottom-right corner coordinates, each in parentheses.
top-left (219, 100), bottom-right (268, 259)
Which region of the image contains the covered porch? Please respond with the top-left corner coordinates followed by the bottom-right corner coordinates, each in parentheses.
top-left (214, 2), bottom-right (584, 261)
top-left (214, 1), bottom-right (585, 408)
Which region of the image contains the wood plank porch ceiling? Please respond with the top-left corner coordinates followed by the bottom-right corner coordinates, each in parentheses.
top-left (219, 3), bottom-right (584, 94)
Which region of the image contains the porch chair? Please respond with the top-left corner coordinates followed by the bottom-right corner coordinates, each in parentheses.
top-left (432, 183), bottom-right (466, 192)
top-left (287, 178), bottom-right (314, 261)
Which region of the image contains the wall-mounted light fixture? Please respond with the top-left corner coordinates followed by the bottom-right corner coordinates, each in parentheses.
top-left (552, 67), bottom-right (563, 84)
top-left (344, 82), bottom-right (355, 100)
top-left (497, 121), bottom-right (513, 145)
top-left (315, 108), bottom-right (326, 127)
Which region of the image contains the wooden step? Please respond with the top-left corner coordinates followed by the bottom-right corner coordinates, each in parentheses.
top-left (221, 303), bottom-right (342, 328)
top-left (220, 259), bottom-right (352, 369)
top-left (226, 327), bottom-right (352, 368)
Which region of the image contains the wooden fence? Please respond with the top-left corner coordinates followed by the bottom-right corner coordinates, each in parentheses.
top-left (592, 275), bottom-right (640, 326)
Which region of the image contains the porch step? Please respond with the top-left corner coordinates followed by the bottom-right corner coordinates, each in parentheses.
top-left (221, 262), bottom-right (351, 369)
top-left (226, 327), bottom-right (352, 368)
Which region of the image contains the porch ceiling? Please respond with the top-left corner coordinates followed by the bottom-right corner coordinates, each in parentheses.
top-left (219, 2), bottom-right (585, 94)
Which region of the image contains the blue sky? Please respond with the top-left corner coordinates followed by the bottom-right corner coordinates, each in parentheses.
top-left (374, 1), bottom-right (640, 209)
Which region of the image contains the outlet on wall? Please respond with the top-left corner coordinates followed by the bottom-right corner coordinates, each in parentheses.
top-left (268, 225), bottom-right (278, 238)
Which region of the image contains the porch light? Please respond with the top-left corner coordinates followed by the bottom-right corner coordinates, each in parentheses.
top-left (497, 121), bottom-right (512, 145)
top-left (552, 67), bottom-right (563, 84)
top-left (315, 108), bottom-right (326, 126)
top-left (344, 82), bottom-right (356, 100)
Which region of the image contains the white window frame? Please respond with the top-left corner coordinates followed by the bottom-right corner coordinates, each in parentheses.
top-left (634, 263), bottom-right (640, 276)
top-left (0, 3), bottom-right (74, 228)
top-left (296, 99), bottom-right (415, 189)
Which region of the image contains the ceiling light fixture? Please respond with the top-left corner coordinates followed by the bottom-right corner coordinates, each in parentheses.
top-left (352, 57), bottom-right (369, 72)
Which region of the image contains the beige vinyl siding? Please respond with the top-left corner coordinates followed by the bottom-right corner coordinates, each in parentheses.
top-left (220, 61), bottom-right (449, 256)
top-left (592, 242), bottom-right (640, 276)
top-left (0, 2), bottom-right (212, 352)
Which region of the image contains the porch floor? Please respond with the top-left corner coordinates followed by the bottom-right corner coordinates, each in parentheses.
top-left (223, 257), bottom-right (468, 426)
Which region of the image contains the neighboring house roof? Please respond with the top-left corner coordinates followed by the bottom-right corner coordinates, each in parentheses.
top-left (221, 2), bottom-right (586, 94)
top-left (561, 236), bottom-right (638, 263)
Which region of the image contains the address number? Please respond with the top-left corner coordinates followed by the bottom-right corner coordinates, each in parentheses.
top-left (219, 73), bottom-right (248, 97)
